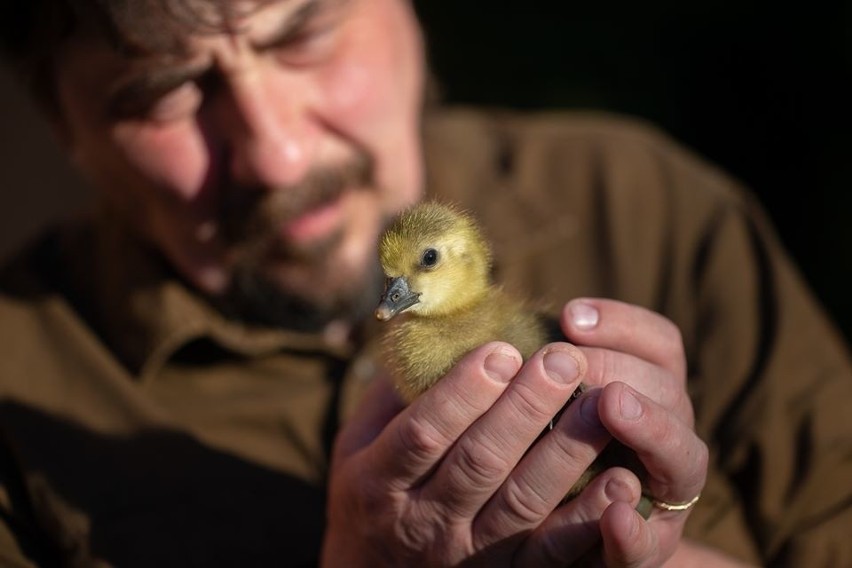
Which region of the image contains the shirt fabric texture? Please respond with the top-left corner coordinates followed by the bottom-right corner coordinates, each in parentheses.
top-left (1, 108), bottom-right (850, 567)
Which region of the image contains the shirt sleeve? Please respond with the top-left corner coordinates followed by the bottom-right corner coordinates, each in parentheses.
top-left (663, 155), bottom-right (852, 567)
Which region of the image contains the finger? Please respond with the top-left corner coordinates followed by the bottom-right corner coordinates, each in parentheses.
top-left (332, 373), bottom-right (405, 463)
top-left (598, 382), bottom-right (708, 507)
top-left (369, 342), bottom-right (523, 488)
top-left (600, 501), bottom-right (659, 568)
top-left (561, 298), bottom-right (686, 382)
top-left (578, 346), bottom-right (693, 427)
top-left (472, 387), bottom-right (608, 544)
top-left (423, 343), bottom-right (586, 519)
top-left (513, 467), bottom-right (642, 567)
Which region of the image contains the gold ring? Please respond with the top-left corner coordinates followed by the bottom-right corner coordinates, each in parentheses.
top-left (651, 493), bottom-right (701, 512)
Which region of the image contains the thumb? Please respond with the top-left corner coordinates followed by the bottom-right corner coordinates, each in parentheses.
top-left (332, 372), bottom-right (406, 463)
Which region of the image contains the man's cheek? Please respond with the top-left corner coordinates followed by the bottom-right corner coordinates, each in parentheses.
top-left (319, 59), bottom-right (383, 137)
top-left (113, 122), bottom-right (211, 203)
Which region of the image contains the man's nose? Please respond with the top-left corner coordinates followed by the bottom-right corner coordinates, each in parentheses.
top-left (219, 71), bottom-right (319, 188)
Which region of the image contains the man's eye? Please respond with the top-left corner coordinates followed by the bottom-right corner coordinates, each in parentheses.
top-left (114, 83), bottom-right (203, 122)
top-left (271, 25), bottom-right (339, 66)
top-left (147, 83), bottom-right (203, 121)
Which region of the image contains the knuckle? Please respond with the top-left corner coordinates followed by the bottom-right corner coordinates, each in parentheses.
top-left (671, 387), bottom-right (695, 427)
top-left (400, 500), bottom-right (476, 561)
top-left (550, 427), bottom-right (600, 469)
top-left (643, 422), bottom-right (681, 482)
top-left (599, 348), bottom-right (623, 384)
top-left (396, 416), bottom-right (447, 463)
top-left (354, 481), bottom-right (465, 560)
top-left (580, 347), bottom-right (621, 387)
top-left (451, 437), bottom-right (511, 487)
top-left (660, 316), bottom-right (683, 345)
top-left (507, 381), bottom-right (557, 424)
top-left (357, 477), bottom-right (392, 521)
top-left (654, 427), bottom-right (709, 491)
top-left (397, 506), bottom-right (439, 551)
top-left (661, 320), bottom-right (687, 373)
top-left (691, 437), bottom-right (710, 483)
top-left (500, 477), bottom-right (551, 525)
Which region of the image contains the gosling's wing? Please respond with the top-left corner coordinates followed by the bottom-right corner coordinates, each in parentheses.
top-left (537, 311), bottom-right (567, 344)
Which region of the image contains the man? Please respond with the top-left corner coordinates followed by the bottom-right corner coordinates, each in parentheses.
top-left (0, 0), bottom-right (849, 566)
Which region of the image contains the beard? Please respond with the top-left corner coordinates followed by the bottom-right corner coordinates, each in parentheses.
top-left (225, 255), bottom-right (386, 332)
top-left (215, 151), bottom-right (387, 332)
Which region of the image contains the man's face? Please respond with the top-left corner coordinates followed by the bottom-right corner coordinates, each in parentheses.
top-left (53, 0), bottom-right (425, 328)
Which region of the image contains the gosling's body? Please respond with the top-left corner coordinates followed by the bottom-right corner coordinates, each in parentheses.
top-left (390, 286), bottom-right (546, 401)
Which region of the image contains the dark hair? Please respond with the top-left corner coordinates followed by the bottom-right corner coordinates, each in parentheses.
top-left (0, 0), bottom-right (272, 110)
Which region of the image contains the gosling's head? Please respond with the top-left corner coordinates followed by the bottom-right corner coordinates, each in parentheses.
top-left (376, 202), bottom-right (492, 320)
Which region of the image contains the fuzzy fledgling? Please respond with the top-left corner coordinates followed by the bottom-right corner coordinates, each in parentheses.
top-left (375, 201), bottom-right (547, 401)
top-left (375, 201), bottom-right (650, 515)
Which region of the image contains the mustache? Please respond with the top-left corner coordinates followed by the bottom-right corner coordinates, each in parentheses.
top-left (219, 151), bottom-right (374, 246)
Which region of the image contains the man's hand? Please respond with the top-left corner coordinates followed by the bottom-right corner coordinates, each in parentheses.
top-left (322, 338), bottom-right (649, 566)
top-left (321, 298), bottom-right (709, 566)
top-left (523, 298), bottom-right (709, 567)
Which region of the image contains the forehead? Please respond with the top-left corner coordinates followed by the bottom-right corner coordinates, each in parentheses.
top-left (90, 0), bottom-right (317, 59)
top-left (53, 0), bottom-right (342, 110)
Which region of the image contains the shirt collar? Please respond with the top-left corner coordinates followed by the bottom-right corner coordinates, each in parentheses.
top-left (65, 212), bottom-right (373, 383)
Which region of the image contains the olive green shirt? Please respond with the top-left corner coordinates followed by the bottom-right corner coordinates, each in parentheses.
top-left (1, 109), bottom-right (850, 567)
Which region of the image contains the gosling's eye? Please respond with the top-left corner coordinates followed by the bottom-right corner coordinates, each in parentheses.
top-left (421, 248), bottom-right (439, 267)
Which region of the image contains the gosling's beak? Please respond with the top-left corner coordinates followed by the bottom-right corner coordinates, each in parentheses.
top-left (375, 277), bottom-right (421, 321)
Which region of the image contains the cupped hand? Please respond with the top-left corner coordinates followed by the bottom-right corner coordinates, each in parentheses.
top-left (322, 298), bottom-right (708, 567)
top-left (547, 298), bottom-right (710, 567)
top-left (322, 339), bottom-right (643, 566)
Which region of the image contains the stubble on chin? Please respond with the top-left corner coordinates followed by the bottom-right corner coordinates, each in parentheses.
top-left (215, 153), bottom-right (387, 331)
top-left (226, 248), bottom-right (386, 332)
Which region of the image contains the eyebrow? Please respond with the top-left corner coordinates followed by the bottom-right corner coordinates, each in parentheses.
top-left (108, 62), bottom-right (210, 115)
top-left (105, 0), bottom-right (344, 115)
top-left (251, 0), bottom-right (339, 50)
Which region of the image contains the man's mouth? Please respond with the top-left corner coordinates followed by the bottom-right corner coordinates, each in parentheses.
top-left (220, 152), bottom-right (374, 250)
top-left (279, 192), bottom-right (346, 244)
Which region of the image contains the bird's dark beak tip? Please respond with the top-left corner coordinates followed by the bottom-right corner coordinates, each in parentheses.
top-left (376, 276), bottom-right (419, 321)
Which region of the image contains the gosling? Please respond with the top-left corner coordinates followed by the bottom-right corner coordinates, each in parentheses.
top-left (375, 201), bottom-right (650, 515)
top-left (375, 201), bottom-right (548, 401)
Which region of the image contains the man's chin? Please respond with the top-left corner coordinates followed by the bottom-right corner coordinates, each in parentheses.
top-left (268, 223), bottom-right (345, 265)
top-left (220, 251), bottom-right (384, 333)
top-left (214, 182), bottom-right (391, 331)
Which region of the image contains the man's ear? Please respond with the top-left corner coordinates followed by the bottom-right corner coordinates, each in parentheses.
top-left (47, 109), bottom-right (74, 151)
top-left (45, 106), bottom-right (87, 169)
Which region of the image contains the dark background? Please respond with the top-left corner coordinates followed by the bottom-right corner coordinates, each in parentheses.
top-left (413, 0), bottom-right (852, 340)
top-left (1, 1), bottom-right (849, 339)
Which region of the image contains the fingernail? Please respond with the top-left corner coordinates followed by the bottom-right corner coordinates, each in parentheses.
top-left (543, 349), bottom-right (580, 384)
top-left (579, 393), bottom-right (602, 427)
top-left (484, 349), bottom-right (520, 383)
top-left (620, 388), bottom-right (643, 420)
top-left (570, 301), bottom-right (599, 330)
top-left (605, 478), bottom-right (634, 503)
